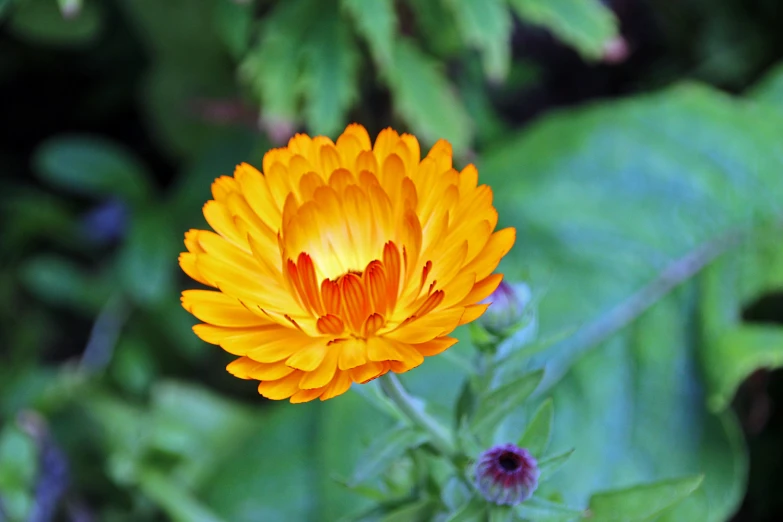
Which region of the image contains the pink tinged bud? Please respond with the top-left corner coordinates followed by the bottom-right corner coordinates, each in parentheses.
top-left (474, 443), bottom-right (539, 506)
top-left (480, 281), bottom-right (528, 335)
top-left (602, 36), bottom-right (630, 64)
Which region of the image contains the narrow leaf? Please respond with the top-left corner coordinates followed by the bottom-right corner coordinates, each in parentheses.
top-left (137, 469), bottom-right (226, 522)
top-left (34, 135), bottom-right (152, 204)
top-left (445, 496), bottom-right (487, 522)
top-left (240, 0), bottom-right (320, 122)
top-left (20, 255), bottom-right (110, 313)
top-left (381, 498), bottom-right (437, 522)
top-left (214, 0), bottom-right (252, 59)
top-left (348, 426), bottom-right (428, 487)
top-left (518, 398), bottom-right (554, 457)
top-left (507, 0), bottom-right (618, 60)
top-left (587, 475), bottom-right (704, 521)
top-left (470, 369), bottom-right (544, 435)
top-left (341, 0), bottom-right (397, 68)
top-left (514, 496), bottom-right (585, 521)
top-left (387, 38), bottom-right (472, 152)
top-left (302, 5), bottom-right (360, 135)
top-left (537, 449), bottom-right (574, 482)
top-left (443, 0), bottom-right (512, 80)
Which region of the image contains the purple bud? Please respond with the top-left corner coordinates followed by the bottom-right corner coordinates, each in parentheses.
top-left (480, 281), bottom-right (529, 335)
top-left (474, 443), bottom-right (539, 506)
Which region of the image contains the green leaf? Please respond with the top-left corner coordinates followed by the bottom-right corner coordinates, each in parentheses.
top-left (386, 38), bottom-right (472, 153)
top-left (442, 477), bottom-right (471, 512)
top-left (698, 232), bottom-right (783, 411)
top-left (34, 135), bottom-right (152, 204)
top-left (118, 210), bottom-right (177, 306)
top-left (341, 0), bottom-right (397, 68)
top-left (586, 475), bottom-right (704, 521)
top-left (20, 255), bottom-right (110, 314)
top-left (518, 398), bottom-right (554, 457)
top-left (138, 469), bottom-right (226, 522)
top-left (348, 426), bottom-right (428, 487)
top-left (403, 0), bottom-right (462, 58)
top-left (302, 4), bottom-right (360, 136)
top-left (443, 0), bottom-right (512, 81)
top-left (514, 496), bottom-right (584, 521)
top-left (488, 505), bottom-right (514, 522)
top-left (470, 370), bottom-right (544, 436)
top-left (537, 449), bottom-right (574, 482)
top-left (380, 498), bottom-right (437, 522)
top-left (147, 381), bottom-right (259, 489)
top-left (0, 0), bottom-right (15, 20)
top-left (445, 496), bottom-right (487, 522)
top-left (214, 0), bottom-right (253, 59)
top-left (9, 0), bottom-right (102, 45)
top-left (507, 0), bottom-right (618, 59)
top-left (749, 61), bottom-right (783, 110)
top-left (200, 402), bottom-right (321, 522)
top-left (241, 0), bottom-right (321, 124)
top-left (481, 84), bottom-right (780, 521)
top-left (0, 425), bottom-right (37, 492)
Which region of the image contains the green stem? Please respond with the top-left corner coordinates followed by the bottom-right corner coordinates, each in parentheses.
top-left (379, 373), bottom-right (456, 458)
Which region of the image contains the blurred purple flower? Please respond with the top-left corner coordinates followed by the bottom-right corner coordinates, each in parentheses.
top-left (81, 199), bottom-right (128, 243)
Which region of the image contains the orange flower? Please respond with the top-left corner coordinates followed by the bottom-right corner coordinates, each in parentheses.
top-left (179, 124), bottom-right (515, 402)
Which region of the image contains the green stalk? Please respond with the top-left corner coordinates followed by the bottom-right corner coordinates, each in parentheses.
top-left (378, 373), bottom-right (456, 458)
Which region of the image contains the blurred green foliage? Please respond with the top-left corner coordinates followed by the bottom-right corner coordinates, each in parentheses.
top-left (1, 0), bottom-right (783, 521)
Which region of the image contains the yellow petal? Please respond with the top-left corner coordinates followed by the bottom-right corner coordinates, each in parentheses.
top-left (320, 370), bottom-right (353, 400)
top-left (227, 357), bottom-right (295, 380)
top-left (181, 290), bottom-right (269, 327)
top-left (286, 340), bottom-right (328, 371)
top-left (257, 371), bottom-right (303, 400)
top-left (298, 348), bottom-right (339, 389)
top-left (337, 338), bottom-right (368, 370)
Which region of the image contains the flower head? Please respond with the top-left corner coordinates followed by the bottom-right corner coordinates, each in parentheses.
top-left (179, 124), bottom-right (515, 402)
top-left (475, 443), bottom-right (539, 505)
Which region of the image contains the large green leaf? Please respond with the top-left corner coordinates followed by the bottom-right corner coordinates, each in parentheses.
top-left (586, 475), bottom-right (704, 521)
top-left (749, 60), bottom-right (783, 111)
top-left (477, 83), bottom-right (783, 520)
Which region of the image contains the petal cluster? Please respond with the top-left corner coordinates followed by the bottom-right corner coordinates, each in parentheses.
top-left (179, 124), bottom-right (515, 402)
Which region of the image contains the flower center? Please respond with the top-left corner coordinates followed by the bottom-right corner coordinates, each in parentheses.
top-left (286, 242), bottom-right (403, 338)
top-left (498, 452), bottom-right (522, 472)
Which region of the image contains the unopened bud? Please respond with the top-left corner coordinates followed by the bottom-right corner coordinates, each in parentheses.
top-left (602, 36), bottom-right (630, 64)
top-left (474, 443), bottom-right (539, 506)
top-left (480, 281), bottom-right (530, 336)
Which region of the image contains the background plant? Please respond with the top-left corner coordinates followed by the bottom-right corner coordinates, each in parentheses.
top-left (1, 0), bottom-right (783, 520)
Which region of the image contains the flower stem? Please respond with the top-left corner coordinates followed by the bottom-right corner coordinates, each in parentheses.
top-left (379, 373), bottom-right (456, 458)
